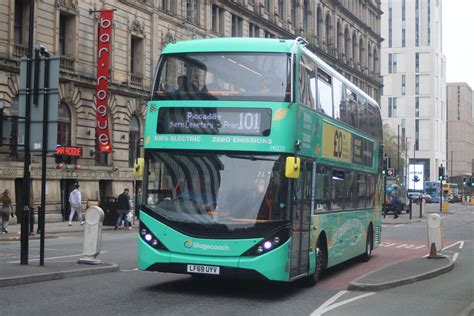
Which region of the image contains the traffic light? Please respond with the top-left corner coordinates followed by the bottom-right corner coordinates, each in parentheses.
top-left (470, 176), bottom-right (474, 187)
top-left (463, 177), bottom-right (467, 185)
top-left (438, 165), bottom-right (445, 181)
top-left (382, 156), bottom-right (390, 176)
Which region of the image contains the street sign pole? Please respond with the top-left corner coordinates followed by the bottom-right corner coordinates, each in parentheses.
top-left (20, 0), bottom-right (36, 265)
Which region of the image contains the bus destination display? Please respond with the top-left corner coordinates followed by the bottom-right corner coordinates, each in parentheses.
top-left (157, 107), bottom-right (272, 136)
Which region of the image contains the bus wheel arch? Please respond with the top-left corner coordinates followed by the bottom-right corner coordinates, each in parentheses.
top-left (361, 223), bottom-right (373, 262)
top-left (300, 232), bottom-right (328, 287)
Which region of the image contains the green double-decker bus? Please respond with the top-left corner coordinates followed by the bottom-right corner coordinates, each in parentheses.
top-left (138, 37), bottom-right (383, 285)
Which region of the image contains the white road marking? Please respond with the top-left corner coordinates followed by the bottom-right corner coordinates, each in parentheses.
top-left (396, 243), bottom-right (409, 248)
top-left (442, 240), bottom-right (464, 251)
top-left (311, 291), bottom-right (375, 315)
top-left (452, 252), bottom-right (459, 262)
top-left (121, 268), bottom-right (138, 272)
top-left (414, 245), bottom-right (426, 249)
top-left (311, 290), bottom-right (347, 316)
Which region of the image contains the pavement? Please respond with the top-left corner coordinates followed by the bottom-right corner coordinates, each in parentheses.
top-left (0, 221), bottom-right (127, 288)
top-left (0, 214), bottom-right (454, 291)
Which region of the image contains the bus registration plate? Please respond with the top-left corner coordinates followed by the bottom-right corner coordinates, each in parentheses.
top-left (187, 264), bottom-right (220, 275)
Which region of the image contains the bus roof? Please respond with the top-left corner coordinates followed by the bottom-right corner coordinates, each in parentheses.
top-left (160, 37), bottom-right (379, 110)
top-left (161, 37), bottom-right (294, 54)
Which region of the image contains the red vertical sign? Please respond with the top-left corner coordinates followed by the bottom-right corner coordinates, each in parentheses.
top-left (95, 10), bottom-right (114, 153)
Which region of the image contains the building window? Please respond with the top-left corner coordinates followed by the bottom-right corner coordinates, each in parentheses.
top-left (291, 0), bottom-right (296, 28)
top-left (402, 0), bottom-right (406, 47)
top-left (302, 0), bottom-right (309, 32)
top-left (415, 74), bottom-right (420, 95)
top-left (231, 14), bottom-right (243, 37)
top-left (14, 0), bottom-right (29, 45)
top-left (388, 97), bottom-right (397, 118)
top-left (56, 103), bottom-right (72, 164)
top-left (262, 0), bottom-right (269, 11)
top-left (388, 53), bottom-right (397, 73)
top-left (9, 96), bottom-right (21, 159)
top-left (388, 0), bottom-right (392, 47)
top-left (336, 21), bottom-right (342, 53)
top-left (415, 119), bottom-right (419, 150)
top-left (325, 13), bottom-right (332, 49)
top-left (415, 0), bottom-right (420, 47)
top-left (129, 115), bottom-right (140, 168)
top-left (160, 0), bottom-right (171, 12)
top-left (264, 30), bottom-right (274, 38)
top-left (57, 103), bottom-right (71, 146)
top-left (427, 0), bottom-right (431, 45)
top-left (402, 75), bottom-right (406, 95)
top-left (352, 32), bottom-right (357, 63)
top-left (344, 28), bottom-right (350, 60)
top-left (59, 12), bottom-right (76, 57)
top-left (249, 22), bottom-right (260, 37)
top-left (415, 52), bottom-right (420, 73)
top-left (317, 7), bottom-right (323, 43)
top-left (185, 0), bottom-right (200, 24)
top-left (131, 35), bottom-right (144, 76)
top-left (277, 0), bottom-right (284, 17)
top-left (212, 5), bottom-right (224, 35)
top-left (415, 97), bottom-right (420, 117)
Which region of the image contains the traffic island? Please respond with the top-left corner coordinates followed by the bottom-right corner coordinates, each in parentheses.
top-left (348, 257), bottom-right (454, 291)
top-left (0, 261), bottom-right (119, 288)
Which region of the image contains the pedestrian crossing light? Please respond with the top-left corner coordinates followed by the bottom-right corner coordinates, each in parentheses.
top-left (438, 165), bottom-right (445, 181)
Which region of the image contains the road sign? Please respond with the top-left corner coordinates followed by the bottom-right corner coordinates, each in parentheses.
top-left (387, 168), bottom-right (395, 177)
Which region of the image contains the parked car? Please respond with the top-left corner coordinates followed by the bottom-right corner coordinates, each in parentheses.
top-left (407, 192), bottom-right (424, 204)
top-left (423, 193), bottom-right (432, 203)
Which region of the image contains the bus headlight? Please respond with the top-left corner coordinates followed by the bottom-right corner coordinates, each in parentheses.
top-left (139, 223), bottom-right (168, 250)
top-left (242, 226), bottom-right (290, 256)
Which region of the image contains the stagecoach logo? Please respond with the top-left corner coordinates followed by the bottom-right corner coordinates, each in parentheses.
top-left (183, 239), bottom-right (230, 251)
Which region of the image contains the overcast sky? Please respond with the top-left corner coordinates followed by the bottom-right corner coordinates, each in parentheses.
top-left (443, 0), bottom-right (474, 88)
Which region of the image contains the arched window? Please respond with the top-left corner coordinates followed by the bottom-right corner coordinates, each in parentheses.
top-left (291, 0), bottom-right (296, 27)
top-left (316, 7), bottom-right (323, 44)
top-left (336, 20), bottom-right (342, 54)
top-left (302, 0), bottom-right (309, 32)
top-left (57, 103), bottom-right (71, 146)
top-left (56, 102), bottom-right (73, 163)
top-left (367, 42), bottom-right (373, 72)
top-left (352, 31), bottom-right (358, 64)
top-left (344, 27), bottom-right (350, 60)
top-left (325, 13), bottom-right (332, 50)
top-left (373, 48), bottom-right (379, 74)
top-left (129, 115), bottom-right (140, 167)
top-left (359, 37), bottom-right (364, 69)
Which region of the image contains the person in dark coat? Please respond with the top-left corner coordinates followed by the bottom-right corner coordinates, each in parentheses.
top-left (115, 188), bottom-right (131, 230)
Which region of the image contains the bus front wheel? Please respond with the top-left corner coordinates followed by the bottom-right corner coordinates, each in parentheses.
top-left (361, 226), bottom-right (373, 262)
top-left (301, 242), bottom-right (327, 287)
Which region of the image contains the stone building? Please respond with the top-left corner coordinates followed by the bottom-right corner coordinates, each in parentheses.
top-left (0, 0), bottom-right (382, 222)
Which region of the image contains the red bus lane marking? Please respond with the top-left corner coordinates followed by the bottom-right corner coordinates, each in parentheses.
top-left (316, 239), bottom-right (458, 289)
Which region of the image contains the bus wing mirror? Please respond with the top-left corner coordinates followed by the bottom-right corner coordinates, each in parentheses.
top-left (133, 158), bottom-right (145, 177)
top-left (285, 157), bottom-right (301, 179)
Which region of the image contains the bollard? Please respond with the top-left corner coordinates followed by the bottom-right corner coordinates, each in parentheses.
top-left (29, 206), bottom-right (35, 235)
top-left (419, 198), bottom-right (423, 218)
top-left (427, 213), bottom-right (444, 258)
top-left (78, 206), bottom-right (105, 265)
top-left (409, 198), bottom-right (412, 220)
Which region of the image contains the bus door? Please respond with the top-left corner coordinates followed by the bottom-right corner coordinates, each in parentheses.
top-left (289, 159), bottom-right (313, 280)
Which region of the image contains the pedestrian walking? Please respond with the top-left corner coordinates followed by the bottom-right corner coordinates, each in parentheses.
top-left (68, 183), bottom-right (84, 226)
top-left (1, 189), bottom-right (14, 234)
top-left (115, 188), bottom-right (131, 230)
